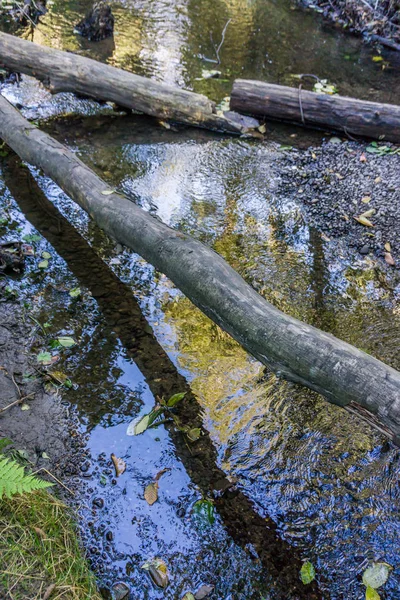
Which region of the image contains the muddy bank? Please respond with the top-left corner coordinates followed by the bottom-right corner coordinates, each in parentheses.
top-left (0, 300), bottom-right (87, 479)
top-left (279, 138), bottom-right (400, 270)
top-left (299, 0), bottom-right (400, 47)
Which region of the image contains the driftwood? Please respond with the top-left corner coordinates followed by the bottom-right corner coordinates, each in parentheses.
top-left (230, 79), bottom-right (400, 142)
top-left (0, 32), bottom-right (245, 134)
top-left (1, 94), bottom-right (400, 444)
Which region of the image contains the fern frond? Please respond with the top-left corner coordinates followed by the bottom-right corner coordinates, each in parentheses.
top-left (0, 456), bottom-right (53, 499)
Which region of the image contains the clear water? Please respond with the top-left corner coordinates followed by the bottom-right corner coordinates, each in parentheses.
top-left (1, 1), bottom-right (400, 598)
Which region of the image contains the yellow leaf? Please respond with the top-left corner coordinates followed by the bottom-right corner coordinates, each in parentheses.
top-left (372, 56), bottom-right (383, 62)
top-left (361, 196), bottom-right (371, 203)
top-left (354, 216), bottom-right (374, 227)
top-left (375, 176), bottom-right (382, 183)
top-left (360, 208), bottom-right (375, 218)
top-left (384, 242), bottom-right (391, 252)
top-left (111, 453), bottom-right (126, 477)
top-left (101, 190), bottom-right (115, 196)
top-left (385, 252), bottom-right (395, 266)
top-left (144, 482), bottom-right (159, 505)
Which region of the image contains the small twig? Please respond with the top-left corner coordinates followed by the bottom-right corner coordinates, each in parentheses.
top-left (11, 372), bottom-right (22, 398)
top-left (202, 18), bottom-right (232, 65)
top-left (0, 392), bottom-right (35, 414)
top-left (215, 18), bottom-right (232, 64)
top-left (32, 468), bottom-right (76, 497)
top-left (297, 74), bottom-right (322, 125)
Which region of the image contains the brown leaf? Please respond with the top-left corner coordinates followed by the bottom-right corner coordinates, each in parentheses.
top-left (154, 468), bottom-right (170, 482)
top-left (111, 453), bottom-right (126, 477)
top-left (144, 481), bottom-right (159, 505)
top-left (385, 252), bottom-right (395, 266)
top-left (354, 216), bottom-right (374, 227)
top-left (360, 153), bottom-right (367, 162)
top-left (359, 208), bottom-right (375, 219)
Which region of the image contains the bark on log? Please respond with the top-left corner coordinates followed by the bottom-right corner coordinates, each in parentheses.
top-left (4, 156), bottom-right (321, 599)
top-left (230, 79), bottom-right (400, 142)
top-left (1, 94), bottom-right (400, 444)
top-left (0, 32), bottom-right (244, 134)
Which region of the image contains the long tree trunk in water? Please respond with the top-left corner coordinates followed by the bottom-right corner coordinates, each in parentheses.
top-left (0, 32), bottom-right (247, 133)
top-left (1, 94), bottom-right (400, 445)
top-left (230, 79), bottom-right (400, 142)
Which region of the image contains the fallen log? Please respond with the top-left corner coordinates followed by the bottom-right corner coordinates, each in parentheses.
top-left (4, 155), bottom-right (321, 599)
top-left (230, 79), bottom-right (400, 142)
top-left (1, 94), bottom-right (400, 444)
top-left (0, 32), bottom-right (245, 134)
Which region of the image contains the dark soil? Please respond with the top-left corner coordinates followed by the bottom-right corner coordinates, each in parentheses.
top-left (279, 138), bottom-right (400, 269)
top-left (0, 299), bottom-right (86, 484)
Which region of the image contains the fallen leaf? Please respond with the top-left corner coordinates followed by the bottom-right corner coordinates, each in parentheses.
top-left (57, 336), bottom-right (76, 348)
top-left (193, 499), bottom-right (215, 526)
top-left (42, 251), bottom-right (51, 259)
top-left (362, 562), bottom-right (392, 589)
top-left (187, 428), bottom-right (201, 442)
top-left (182, 594), bottom-right (196, 600)
top-left (384, 242), bottom-right (391, 252)
top-left (21, 403), bottom-right (30, 411)
top-left (167, 392), bottom-right (186, 407)
top-left (375, 176), bottom-right (382, 183)
top-left (127, 414), bottom-right (150, 436)
top-left (360, 208), bottom-right (375, 218)
top-left (111, 453), bottom-right (126, 477)
top-left (366, 586), bottom-right (380, 600)
top-left (194, 585), bottom-right (214, 599)
top-left (300, 561), bottom-right (316, 585)
top-left (361, 196), bottom-right (371, 203)
top-left (155, 468), bottom-right (170, 482)
top-left (101, 190), bottom-right (115, 196)
top-left (38, 260), bottom-right (48, 269)
top-left (42, 452), bottom-right (50, 459)
top-left (372, 55), bottom-right (383, 62)
top-left (37, 352), bottom-right (52, 365)
top-left (360, 153), bottom-right (367, 162)
top-left (144, 481), bottom-right (159, 505)
top-left (354, 216), bottom-right (374, 227)
top-left (258, 124), bottom-right (267, 134)
top-left (384, 252), bottom-right (395, 266)
top-left (142, 558), bottom-right (169, 588)
top-left (69, 287), bottom-right (81, 298)
top-left (321, 233), bottom-right (331, 242)
top-left (158, 120), bottom-right (171, 129)
top-left (311, 152), bottom-right (317, 159)
top-left (336, 173), bottom-right (344, 180)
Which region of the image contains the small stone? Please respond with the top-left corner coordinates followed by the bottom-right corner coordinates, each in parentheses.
top-left (360, 244), bottom-right (370, 255)
top-left (105, 531), bottom-right (114, 541)
top-left (93, 497), bottom-right (104, 509)
top-left (111, 582), bottom-right (130, 600)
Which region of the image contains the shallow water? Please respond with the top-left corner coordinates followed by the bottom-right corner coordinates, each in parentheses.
top-left (1, 0), bottom-right (400, 598)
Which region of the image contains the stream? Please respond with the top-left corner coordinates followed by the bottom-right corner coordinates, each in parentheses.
top-left (1, 0), bottom-right (400, 598)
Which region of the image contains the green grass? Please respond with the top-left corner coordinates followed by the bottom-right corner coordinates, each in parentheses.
top-left (0, 490), bottom-right (101, 600)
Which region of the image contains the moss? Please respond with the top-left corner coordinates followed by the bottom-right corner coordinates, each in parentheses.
top-left (0, 490), bottom-right (101, 600)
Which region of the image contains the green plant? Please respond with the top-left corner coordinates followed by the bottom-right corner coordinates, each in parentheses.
top-left (0, 456), bottom-right (52, 499)
top-left (126, 392), bottom-right (201, 441)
